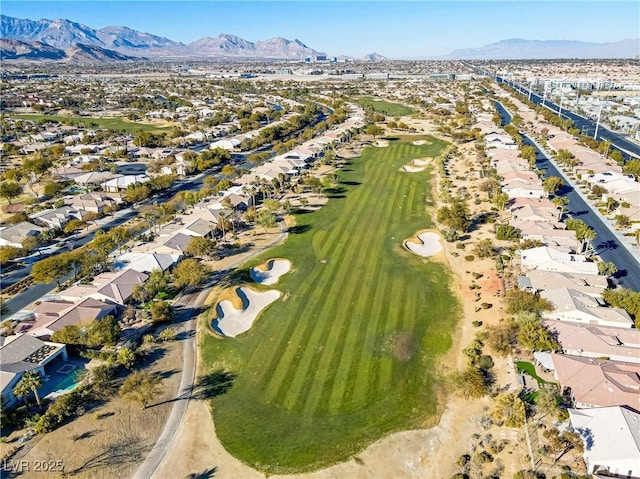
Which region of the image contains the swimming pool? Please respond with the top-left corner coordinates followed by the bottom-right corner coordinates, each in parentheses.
top-left (52, 369), bottom-right (84, 393)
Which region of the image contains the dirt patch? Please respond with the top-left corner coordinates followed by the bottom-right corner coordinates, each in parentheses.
top-left (392, 332), bottom-right (418, 362)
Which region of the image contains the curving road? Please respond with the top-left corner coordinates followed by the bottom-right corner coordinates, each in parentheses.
top-left (131, 225), bottom-right (288, 479)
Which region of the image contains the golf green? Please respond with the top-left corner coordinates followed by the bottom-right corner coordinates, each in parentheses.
top-left (201, 135), bottom-right (459, 473)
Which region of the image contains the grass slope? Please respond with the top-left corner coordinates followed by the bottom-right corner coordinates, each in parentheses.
top-left (201, 136), bottom-right (457, 473)
top-left (8, 114), bottom-right (171, 133)
top-left (357, 97), bottom-right (416, 116)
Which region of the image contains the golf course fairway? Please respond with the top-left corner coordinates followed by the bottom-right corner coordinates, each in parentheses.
top-left (201, 135), bottom-right (459, 474)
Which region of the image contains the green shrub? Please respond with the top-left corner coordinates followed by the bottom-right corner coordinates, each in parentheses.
top-left (465, 255), bottom-right (475, 261)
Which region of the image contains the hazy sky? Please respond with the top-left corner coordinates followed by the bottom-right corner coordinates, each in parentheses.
top-left (2, 1), bottom-right (638, 58)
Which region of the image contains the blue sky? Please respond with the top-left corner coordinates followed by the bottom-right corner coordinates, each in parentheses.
top-left (2, 1), bottom-right (638, 58)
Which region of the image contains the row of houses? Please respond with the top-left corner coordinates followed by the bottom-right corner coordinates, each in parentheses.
top-left (480, 95), bottom-right (640, 477)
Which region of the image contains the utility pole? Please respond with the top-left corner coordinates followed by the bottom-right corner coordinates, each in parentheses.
top-left (594, 103), bottom-right (603, 140)
top-left (558, 96), bottom-right (563, 118)
top-left (528, 80), bottom-right (533, 101)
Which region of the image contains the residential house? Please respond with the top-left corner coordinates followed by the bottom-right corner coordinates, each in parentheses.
top-left (0, 334), bottom-right (68, 407)
top-left (541, 288), bottom-right (633, 328)
top-left (520, 246), bottom-right (599, 275)
top-left (518, 270), bottom-right (607, 297)
top-left (568, 406), bottom-right (640, 477)
top-left (116, 252), bottom-right (180, 274)
top-left (58, 269), bottom-right (149, 305)
top-left (16, 298), bottom-right (118, 339)
top-left (0, 222), bottom-right (44, 248)
top-left (551, 354), bottom-right (640, 410)
top-left (101, 174), bottom-right (150, 193)
top-left (543, 320), bottom-right (640, 364)
top-left (30, 206), bottom-right (86, 229)
top-left (67, 192), bottom-right (123, 214)
top-left (73, 171), bottom-right (117, 188)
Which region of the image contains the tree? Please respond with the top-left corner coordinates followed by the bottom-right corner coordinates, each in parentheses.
top-left (484, 321), bottom-right (517, 356)
top-left (257, 210), bottom-right (277, 233)
top-left (623, 159), bottom-right (640, 180)
top-left (605, 196), bottom-right (619, 214)
top-left (505, 290), bottom-right (553, 315)
top-left (602, 287), bottom-right (640, 327)
top-left (43, 181), bottom-right (64, 196)
top-left (493, 192), bottom-right (510, 211)
top-left (87, 315), bottom-right (121, 347)
top-left (119, 371), bottom-right (163, 410)
top-left (173, 258), bottom-right (208, 290)
top-left (31, 254), bottom-right (71, 287)
top-left (0, 181), bottom-right (22, 204)
top-left (63, 219), bottom-right (85, 235)
top-left (542, 176), bottom-right (564, 197)
top-left (186, 236), bottom-right (217, 258)
top-left (447, 367), bottom-right (489, 399)
top-left (516, 312), bottom-right (559, 351)
top-left (117, 347), bottom-right (137, 369)
top-left (50, 325), bottom-right (85, 345)
top-left (597, 261), bottom-right (618, 277)
top-left (436, 198), bottom-right (471, 233)
top-left (495, 224), bottom-right (521, 241)
top-left (21, 235), bottom-right (40, 254)
top-left (13, 370), bottom-right (43, 407)
top-left (150, 300), bottom-right (174, 324)
top-left (535, 386), bottom-right (562, 418)
top-left (566, 218), bottom-right (596, 253)
top-left (473, 239), bottom-right (495, 258)
top-left (0, 245), bottom-right (22, 264)
top-left (365, 124), bottom-right (384, 139)
top-left (492, 392), bottom-right (525, 427)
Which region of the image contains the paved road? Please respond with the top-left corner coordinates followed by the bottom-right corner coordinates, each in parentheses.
top-left (132, 226), bottom-right (288, 479)
top-left (493, 101), bottom-right (640, 291)
top-left (466, 62), bottom-right (640, 160)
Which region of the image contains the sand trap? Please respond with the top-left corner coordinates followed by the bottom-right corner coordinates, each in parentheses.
top-left (250, 259), bottom-right (291, 285)
top-left (405, 231), bottom-right (442, 257)
top-left (412, 140), bottom-right (426, 145)
top-left (402, 164), bottom-right (427, 173)
top-left (213, 287), bottom-right (281, 337)
top-left (373, 139), bottom-right (389, 147)
top-left (413, 158), bottom-right (430, 166)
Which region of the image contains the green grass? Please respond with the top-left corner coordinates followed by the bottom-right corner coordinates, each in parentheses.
top-left (7, 114), bottom-right (171, 133)
top-left (201, 135), bottom-right (458, 474)
top-left (357, 97), bottom-right (416, 116)
top-left (517, 361), bottom-right (553, 387)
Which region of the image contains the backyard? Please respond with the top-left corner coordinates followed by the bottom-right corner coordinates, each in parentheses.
top-left (200, 135), bottom-right (459, 474)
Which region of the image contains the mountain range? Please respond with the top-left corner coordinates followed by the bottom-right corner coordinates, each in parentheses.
top-left (0, 14), bottom-right (326, 61)
top-left (1, 14), bottom-right (638, 63)
top-left (446, 38), bottom-right (640, 60)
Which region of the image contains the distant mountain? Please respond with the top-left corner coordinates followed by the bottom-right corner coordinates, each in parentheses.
top-left (0, 38), bottom-right (66, 61)
top-left (0, 14), bottom-right (325, 60)
top-left (447, 38), bottom-right (640, 59)
top-left (0, 38), bottom-right (138, 62)
top-left (363, 52), bottom-right (387, 62)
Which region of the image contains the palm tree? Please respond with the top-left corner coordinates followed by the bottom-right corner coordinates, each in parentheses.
top-left (605, 197), bottom-right (619, 214)
top-left (552, 195), bottom-right (569, 220)
top-left (577, 225), bottom-right (597, 254)
top-left (13, 371), bottom-right (43, 407)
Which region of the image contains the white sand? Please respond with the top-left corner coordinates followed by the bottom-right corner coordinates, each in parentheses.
top-left (213, 287), bottom-right (281, 337)
top-left (250, 259), bottom-right (292, 285)
top-left (405, 231), bottom-right (442, 257)
top-left (402, 165), bottom-right (426, 173)
top-left (413, 158), bottom-right (430, 166)
top-left (373, 139), bottom-right (389, 147)
top-left (412, 139), bottom-right (426, 145)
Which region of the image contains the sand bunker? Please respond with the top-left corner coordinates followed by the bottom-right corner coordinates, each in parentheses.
top-left (250, 259), bottom-right (292, 285)
top-left (405, 231), bottom-right (442, 257)
top-left (373, 139), bottom-right (389, 147)
top-left (213, 287), bottom-right (281, 337)
top-left (413, 158), bottom-right (430, 166)
top-left (402, 164), bottom-right (427, 173)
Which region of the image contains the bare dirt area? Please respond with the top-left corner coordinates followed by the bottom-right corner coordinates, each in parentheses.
top-left (0, 341), bottom-right (183, 479)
